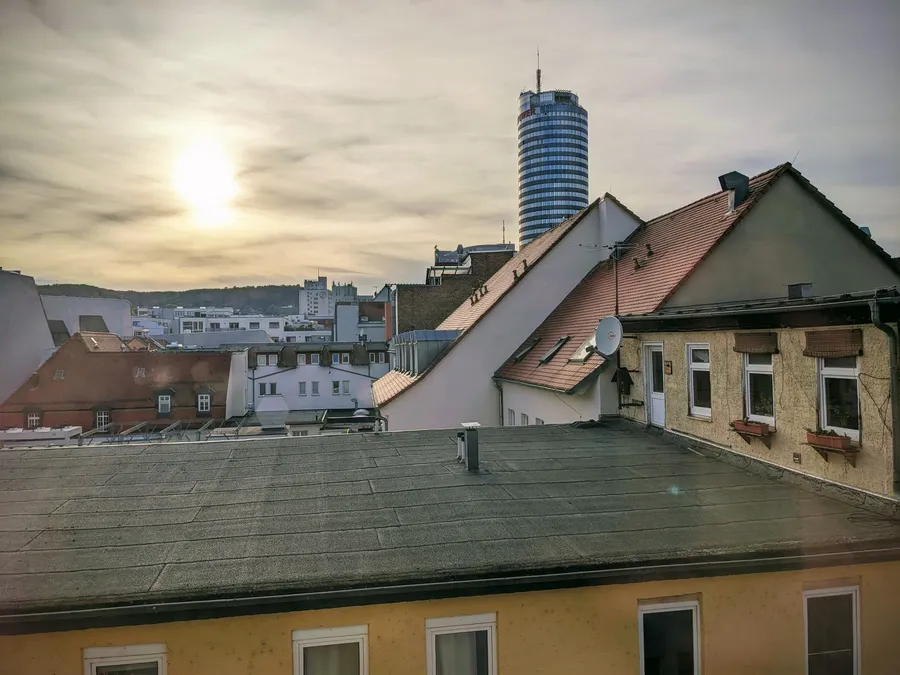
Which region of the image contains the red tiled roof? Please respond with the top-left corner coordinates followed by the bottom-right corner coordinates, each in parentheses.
top-left (497, 164), bottom-right (790, 391)
top-left (373, 201), bottom-right (602, 406)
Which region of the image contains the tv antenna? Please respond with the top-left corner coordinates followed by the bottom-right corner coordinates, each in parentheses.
top-left (536, 48), bottom-right (541, 93)
top-left (502, 219), bottom-right (506, 244)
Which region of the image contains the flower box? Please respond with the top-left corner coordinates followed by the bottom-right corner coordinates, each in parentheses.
top-left (806, 431), bottom-right (851, 450)
top-left (732, 420), bottom-right (770, 436)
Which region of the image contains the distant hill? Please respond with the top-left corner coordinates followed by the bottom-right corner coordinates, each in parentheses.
top-left (38, 283), bottom-right (301, 315)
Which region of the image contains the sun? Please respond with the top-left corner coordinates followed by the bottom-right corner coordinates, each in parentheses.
top-left (173, 139), bottom-right (237, 226)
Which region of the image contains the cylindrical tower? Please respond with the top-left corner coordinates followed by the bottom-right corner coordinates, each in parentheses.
top-left (517, 89), bottom-right (589, 247)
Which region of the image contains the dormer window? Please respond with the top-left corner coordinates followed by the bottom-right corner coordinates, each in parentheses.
top-left (158, 394), bottom-right (172, 414)
top-left (197, 393), bottom-right (211, 413)
top-left (569, 335), bottom-right (597, 363)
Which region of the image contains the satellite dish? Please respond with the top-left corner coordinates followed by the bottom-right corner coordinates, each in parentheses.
top-left (594, 316), bottom-right (623, 357)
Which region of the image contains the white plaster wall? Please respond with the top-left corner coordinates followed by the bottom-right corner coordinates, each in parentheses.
top-left (40, 295), bottom-right (132, 338)
top-left (250, 363), bottom-right (376, 412)
top-left (500, 366), bottom-right (619, 426)
top-left (0, 271), bottom-right (56, 405)
top-left (380, 199), bottom-right (640, 431)
top-left (225, 351), bottom-right (248, 419)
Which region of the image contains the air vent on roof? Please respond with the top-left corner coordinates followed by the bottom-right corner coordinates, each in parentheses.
top-left (788, 283), bottom-right (813, 299)
top-left (718, 171), bottom-right (750, 210)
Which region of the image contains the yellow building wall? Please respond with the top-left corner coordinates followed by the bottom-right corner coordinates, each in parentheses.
top-left (2, 561), bottom-right (899, 674)
top-left (618, 324), bottom-right (895, 496)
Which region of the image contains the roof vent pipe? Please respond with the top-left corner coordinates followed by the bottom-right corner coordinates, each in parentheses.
top-left (718, 171), bottom-right (750, 210)
top-left (459, 422), bottom-right (480, 471)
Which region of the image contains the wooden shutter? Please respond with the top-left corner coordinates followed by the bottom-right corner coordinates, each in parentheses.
top-left (733, 332), bottom-right (778, 354)
top-left (803, 329), bottom-right (863, 357)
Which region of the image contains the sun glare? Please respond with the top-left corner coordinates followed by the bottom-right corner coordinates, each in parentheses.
top-left (173, 139), bottom-right (237, 226)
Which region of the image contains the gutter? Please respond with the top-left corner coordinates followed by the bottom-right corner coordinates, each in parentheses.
top-left (869, 298), bottom-right (900, 485)
top-left (2, 543), bottom-right (898, 636)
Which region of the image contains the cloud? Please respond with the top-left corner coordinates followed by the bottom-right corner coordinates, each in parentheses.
top-left (0, 0), bottom-right (898, 292)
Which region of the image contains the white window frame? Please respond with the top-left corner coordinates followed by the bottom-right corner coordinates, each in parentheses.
top-left (638, 600), bottom-right (701, 675)
top-left (508, 408), bottom-right (516, 426)
top-left (426, 613), bottom-right (497, 675)
top-left (312, 381), bottom-right (319, 396)
top-left (95, 410), bottom-right (110, 428)
top-left (292, 625), bottom-right (368, 675)
top-left (521, 413), bottom-right (529, 425)
top-left (257, 354), bottom-right (267, 367)
top-left (818, 358), bottom-right (860, 441)
top-left (342, 380), bottom-right (350, 395)
top-left (268, 382), bottom-right (277, 395)
top-left (298, 354), bottom-right (307, 365)
top-left (27, 412), bottom-right (41, 428)
top-left (803, 586), bottom-right (860, 675)
top-left (535, 417), bottom-right (545, 425)
top-left (299, 382), bottom-right (307, 396)
top-left (332, 381), bottom-right (340, 395)
top-left (53, 369), bottom-right (65, 380)
top-left (369, 352), bottom-right (377, 364)
top-left (311, 353), bottom-right (320, 365)
top-left (197, 394), bottom-right (211, 413)
top-left (687, 343), bottom-right (712, 418)
top-left (378, 352), bottom-right (386, 363)
top-left (332, 353), bottom-right (340, 365)
top-left (341, 353), bottom-right (350, 364)
top-left (744, 353), bottom-right (775, 426)
top-left (158, 394), bottom-right (171, 414)
top-left (84, 643), bottom-right (167, 675)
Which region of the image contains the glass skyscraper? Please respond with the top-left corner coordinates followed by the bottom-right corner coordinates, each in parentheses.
top-left (517, 89), bottom-right (589, 247)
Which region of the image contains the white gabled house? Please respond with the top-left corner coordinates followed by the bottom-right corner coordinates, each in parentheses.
top-left (372, 196), bottom-right (641, 430)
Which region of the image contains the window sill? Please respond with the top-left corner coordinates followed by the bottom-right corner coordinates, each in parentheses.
top-left (687, 414), bottom-right (713, 423)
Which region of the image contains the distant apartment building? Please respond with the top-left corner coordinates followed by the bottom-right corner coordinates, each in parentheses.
top-left (298, 277), bottom-right (332, 318)
top-left (334, 301), bottom-right (390, 343)
top-left (391, 243), bottom-right (515, 334)
top-left (176, 315), bottom-right (289, 341)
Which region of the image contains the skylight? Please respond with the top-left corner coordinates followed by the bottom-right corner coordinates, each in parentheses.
top-left (511, 338), bottom-right (541, 363)
top-left (569, 335), bottom-right (597, 363)
top-left (539, 336), bottom-right (571, 364)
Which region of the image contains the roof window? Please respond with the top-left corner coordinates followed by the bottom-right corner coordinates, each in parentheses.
top-left (569, 335), bottom-right (597, 363)
top-left (539, 336), bottom-right (571, 364)
top-left (511, 338), bottom-right (541, 363)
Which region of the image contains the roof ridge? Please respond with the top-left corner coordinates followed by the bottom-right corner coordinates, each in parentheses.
top-left (643, 162), bottom-right (790, 227)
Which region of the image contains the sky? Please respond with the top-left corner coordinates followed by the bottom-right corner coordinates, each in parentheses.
top-left (1, 0), bottom-right (898, 292)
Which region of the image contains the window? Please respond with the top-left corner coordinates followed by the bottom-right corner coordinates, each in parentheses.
top-left (342, 380), bottom-right (350, 395)
top-left (157, 394), bottom-right (171, 414)
top-left (299, 382), bottom-right (307, 396)
top-left (197, 394), bottom-right (210, 413)
top-left (639, 600), bottom-right (700, 675)
top-left (569, 335), bottom-right (597, 362)
top-left (819, 357), bottom-right (860, 441)
top-left (539, 336), bottom-right (570, 364)
top-left (508, 408), bottom-right (516, 426)
top-left (311, 353), bottom-right (320, 365)
top-left (535, 417), bottom-right (545, 425)
top-left (95, 410), bottom-right (110, 428)
top-left (687, 344), bottom-right (711, 418)
top-left (341, 353), bottom-right (350, 365)
top-left (370, 352), bottom-right (377, 364)
top-left (134, 367), bottom-right (146, 379)
top-left (332, 353), bottom-right (341, 365)
top-left (312, 381), bottom-right (319, 396)
top-left (27, 412), bottom-right (41, 428)
top-left (744, 353), bottom-right (775, 425)
top-left (267, 321), bottom-right (278, 329)
top-left (511, 338), bottom-right (541, 363)
top-left (269, 383), bottom-right (277, 395)
top-left (298, 353), bottom-right (307, 365)
top-left (292, 625), bottom-right (367, 675)
top-left (257, 354), bottom-right (267, 367)
top-left (209, 322), bottom-right (220, 330)
top-left (426, 613), bottom-right (496, 675)
top-left (84, 643), bottom-right (167, 675)
top-left (378, 352), bottom-right (385, 363)
top-left (521, 413), bottom-right (529, 425)
top-left (250, 322), bottom-right (260, 329)
top-left (259, 383), bottom-right (277, 396)
top-left (229, 322), bottom-right (239, 330)
top-left (259, 382), bottom-right (266, 397)
top-left (805, 587), bottom-right (859, 675)
top-left (53, 369), bottom-right (65, 380)
top-left (332, 381), bottom-right (340, 395)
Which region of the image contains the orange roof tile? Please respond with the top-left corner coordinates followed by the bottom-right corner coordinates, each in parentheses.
top-left (497, 163), bottom-right (790, 391)
top-left (373, 201), bottom-right (602, 406)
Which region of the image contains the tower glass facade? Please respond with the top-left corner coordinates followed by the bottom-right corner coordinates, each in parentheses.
top-left (517, 89), bottom-right (588, 247)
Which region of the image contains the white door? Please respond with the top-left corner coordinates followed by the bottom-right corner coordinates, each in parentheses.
top-left (644, 345), bottom-right (665, 427)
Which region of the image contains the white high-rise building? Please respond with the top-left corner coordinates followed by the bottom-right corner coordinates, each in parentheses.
top-left (298, 277), bottom-right (332, 318)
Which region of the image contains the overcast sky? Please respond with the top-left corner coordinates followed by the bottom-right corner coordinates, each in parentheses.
top-left (1, 0), bottom-right (898, 292)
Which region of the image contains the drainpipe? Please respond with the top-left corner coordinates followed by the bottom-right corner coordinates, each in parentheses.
top-left (493, 378), bottom-right (504, 426)
top-left (869, 298), bottom-right (900, 485)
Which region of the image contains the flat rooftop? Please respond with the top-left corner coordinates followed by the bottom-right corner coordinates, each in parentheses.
top-left (1, 422), bottom-right (899, 621)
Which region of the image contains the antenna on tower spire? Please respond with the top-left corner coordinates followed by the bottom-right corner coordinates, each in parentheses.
top-left (536, 48), bottom-right (541, 93)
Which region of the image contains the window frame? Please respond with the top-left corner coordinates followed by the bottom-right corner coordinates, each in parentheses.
top-left (341, 353), bottom-right (350, 365)
top-left (803, 586), bottom-right (860, 675)
top-left (157, 394), bottom-right (171, 414)
top-left (369, 352), bottom-right (377, 364)
top-left (332, 353), bottom-right (340, 365)
top-left (638, 599), bottom-right (701, 675)
top-left (818, 357), bottom-right (860, 441)
top-left (744, 353), bottom-right (775, 426)
top-left (291, 625), bottom-right (368, 675)
top-left (342, 380), bottom-right (350, 395)
top-left (332, 380), bottom-right (340, 395)
top-left (687, 343), bottom-right (712, 418)
top-left (425, 613), bottom-right (497, 675)
top-left (26, 412), bottom-right (41, 428)
top-left (95, 409), bottom-right (110, 429)
top-left (521, 412), bottom-right (529, 425)
top-left (535, 417), bottom-right (545, 425)
top-left (83, 643), bottom-right (167, 675)
top-left (197, 393), bottom-right (211, 413)
top-left (508, 408), bottom-right (516, 426)
top-left (311, 353), bottom-right (320, 365)
top-left (299, 382), bottom-right (307, 396)
top-left (311, 381), bottom-right (319, 396)
top-left (53, 369), bottom-right (66, 380)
